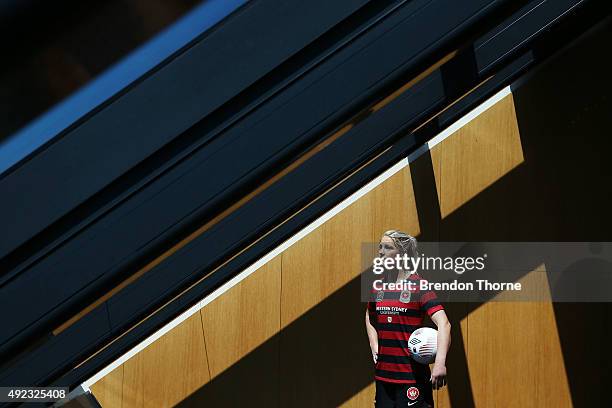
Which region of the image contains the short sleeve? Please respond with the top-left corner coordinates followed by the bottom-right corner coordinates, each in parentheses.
top-left (419, 287), bottom-right (444, 317)
top-left (367, 301), bottom-right (376, 314)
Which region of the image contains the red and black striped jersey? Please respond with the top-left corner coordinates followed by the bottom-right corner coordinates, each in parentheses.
top-left (367, 273), bottom-right (444, 384)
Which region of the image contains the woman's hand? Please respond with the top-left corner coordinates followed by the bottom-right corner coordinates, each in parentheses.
top-left (372, 350), bottom-right (378, 364)
top-left (430, 363), bottom-right (447, 389)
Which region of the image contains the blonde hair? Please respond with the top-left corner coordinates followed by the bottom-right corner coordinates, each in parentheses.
top-left (383, 229), bottom-right (418, 257)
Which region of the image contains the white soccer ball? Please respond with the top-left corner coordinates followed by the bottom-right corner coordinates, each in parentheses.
top-left (408, 327), bottom-right (438, 364)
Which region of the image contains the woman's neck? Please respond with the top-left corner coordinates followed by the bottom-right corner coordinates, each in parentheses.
top-left (395, 269), bottom-right (410, 283)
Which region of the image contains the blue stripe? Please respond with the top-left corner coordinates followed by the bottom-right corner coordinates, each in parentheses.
top-left (0, 0), bottom-right (247, 175)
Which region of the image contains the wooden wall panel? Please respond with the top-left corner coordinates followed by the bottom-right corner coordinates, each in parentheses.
top-left (432, 92), bottom-right (572, 407)
top-left (280, 226), bottom-right (325, 328)
top-left (371, 167), bottom-right (421, 241)
top-left (435, 273), bottom-right (570, 408)
top-left (340, 384), bottom-right (376, 408)
top-left (90, 365), bottom-right (123, 408)
top-left (526, 268), bottom-right (572, 408)
top-left (120, 312), bottom-right (210, 408)
top-left (281, 195), bottom-right (373, 328)
top-left (434, 309), bottom-right (469, 408)
top-left (170, 256), bottom-right (282, 407)
top-left (280, 194), bottom-right (374, 407)
top-left (432, 94), bottom-right (524, 219)
top-left (469, 301), bottom-right (539, 407)
top-left (466, 291), bottom-right (571, 406)
top-left (200, 256), bottom-right (282, 378)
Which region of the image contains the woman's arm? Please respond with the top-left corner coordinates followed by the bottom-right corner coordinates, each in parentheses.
top-left (365, 307), bottom-right (379, 364)
top-left (430, 310), bottom-right (451, 389)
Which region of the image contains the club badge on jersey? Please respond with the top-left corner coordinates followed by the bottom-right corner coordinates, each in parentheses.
top-left (399, 289), bottom-right (412, 303)
top-left (407, 386), bottom-right (420, 400)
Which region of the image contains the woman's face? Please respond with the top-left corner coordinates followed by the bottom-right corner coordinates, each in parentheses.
top-left (379, 235), bottom-right (399, 259)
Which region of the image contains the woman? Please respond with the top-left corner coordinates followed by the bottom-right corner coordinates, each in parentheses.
top-left (365, 230), bottom-right (451, 408)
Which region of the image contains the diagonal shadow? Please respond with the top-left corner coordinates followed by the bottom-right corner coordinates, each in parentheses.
top-left (175, 17), bottom-right (612, 408)
top-left (410, 149), bottom-right (476, 408)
